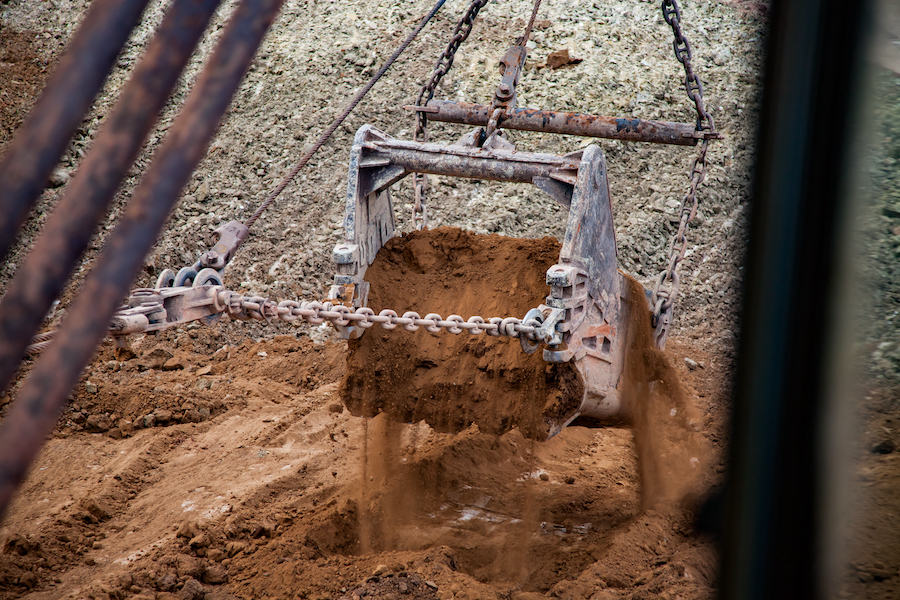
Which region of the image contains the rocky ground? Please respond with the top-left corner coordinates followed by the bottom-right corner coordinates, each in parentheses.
top-left (4, 0), bottom-right (891, 599)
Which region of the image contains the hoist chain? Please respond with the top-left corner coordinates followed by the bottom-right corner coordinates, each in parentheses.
top-left (651, 0), bottom-right (718, 325)
top-left (262, 298), bottom-right (543, 340)
top-left (413, 0), bottom-right (491, 230)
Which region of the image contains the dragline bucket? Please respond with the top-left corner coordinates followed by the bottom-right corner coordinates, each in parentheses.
top-left (328, 125), bottom-right (671, 436)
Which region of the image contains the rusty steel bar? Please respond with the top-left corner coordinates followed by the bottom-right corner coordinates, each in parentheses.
top-left (370, 139), bottom-right (578, 183)
top-left (421, 99), bottom-right (700, 146)
top-left (0, 0), bottom-right (285, 521)
top-left (0, 0), bottom-right (223, 399)
top-left (0, 0), bottom-right (151, 264)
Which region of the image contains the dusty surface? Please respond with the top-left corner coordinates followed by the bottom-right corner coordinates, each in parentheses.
top-left (0, 0), bottom-right (774, 598)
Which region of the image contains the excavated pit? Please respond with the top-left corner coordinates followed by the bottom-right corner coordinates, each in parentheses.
top-left (341, 227), bottom-right (583, 441)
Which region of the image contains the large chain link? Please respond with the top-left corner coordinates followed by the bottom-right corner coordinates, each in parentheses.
top-left (651, 0), bottom-right (718, 324)
top-left (412, 0), bottom-right (491, 230)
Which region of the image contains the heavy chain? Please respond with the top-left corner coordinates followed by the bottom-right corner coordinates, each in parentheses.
top-left (412, 0), bottom-right (491, 230)
top-left (651, 0), bottom-right (718, 324)
top-left (231, 295), bottom-right (543, 340)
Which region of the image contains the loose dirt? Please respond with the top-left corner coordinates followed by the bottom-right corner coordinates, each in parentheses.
top-left (343, 227), bottom-right (582, 441)
top-left (0, 0), bottom-right (786, 598)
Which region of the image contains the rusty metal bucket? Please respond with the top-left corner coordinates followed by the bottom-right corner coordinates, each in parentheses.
top-left (329, 125), bottom-right (671, 434)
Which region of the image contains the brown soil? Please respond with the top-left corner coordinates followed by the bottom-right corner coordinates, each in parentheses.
top-left (343, 227), bottom-right (582, 441)
top-left (0, 0), bottom-right (767, 598)
top-left (0, 27), bottom-right (48, 147)
top-left (0, 232), bottom-right (727, 600)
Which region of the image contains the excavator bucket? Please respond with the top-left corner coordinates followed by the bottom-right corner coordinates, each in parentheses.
top-left (329, 125), bottom-right (671, 438)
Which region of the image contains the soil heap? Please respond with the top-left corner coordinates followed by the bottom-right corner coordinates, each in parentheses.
top-left (342, 227), bottom-right (584, 441)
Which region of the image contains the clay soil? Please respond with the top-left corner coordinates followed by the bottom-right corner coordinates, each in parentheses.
top-left (11, 1), bottom-right (898, 600)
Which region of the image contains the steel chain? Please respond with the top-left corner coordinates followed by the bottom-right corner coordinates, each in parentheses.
top-left (412, 0), bottom-right (491, 230)
top-left (651, 0), bottom-right (718, 325)
top-left (231, 296), bottom-right (542, 340)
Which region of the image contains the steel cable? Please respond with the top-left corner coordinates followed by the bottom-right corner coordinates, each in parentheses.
top-left (244, 0), bottom-right (448, 230)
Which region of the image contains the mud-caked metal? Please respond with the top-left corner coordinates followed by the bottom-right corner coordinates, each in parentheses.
top-left (329, 125), bottom-right (670, 432)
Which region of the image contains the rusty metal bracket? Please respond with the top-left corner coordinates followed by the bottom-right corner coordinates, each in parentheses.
top-left (199, 220), bottom-right (249, 271)
top-left (484, 45), bottom-right (528, 143)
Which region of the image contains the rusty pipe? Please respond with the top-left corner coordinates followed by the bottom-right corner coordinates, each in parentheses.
top-left (0, 0), bottom-right (152, 264)
top-left (0, 0), bottom-right (223, 399)
top-left (421, 99), bottom-right (700, 146)
top-left (0, 0), bottom-right (285, 521)
top-left (370, 140), bottom-right (579, 183)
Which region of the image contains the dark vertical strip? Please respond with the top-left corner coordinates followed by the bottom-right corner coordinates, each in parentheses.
top-left (721, 0), bottom-right (872, 598)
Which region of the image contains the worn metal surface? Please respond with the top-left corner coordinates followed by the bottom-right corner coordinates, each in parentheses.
top-left (0, 0), bottom-right (285, 520)
top-left (198, 220), bottom-right (249, 270)
top-left (484, 45), bottom-right (527, 141)
top-left (0, 0), bottom-right (222, 398)
top-left (421, 99), bottom-right (702, 146)
top-left (0, 0), bottom-right (151, 264)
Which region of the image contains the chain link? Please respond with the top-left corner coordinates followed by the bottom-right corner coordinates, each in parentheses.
top-left (651, 0), bottom-right (718, 325)
top-left (412, 0), bottom-right (491, 230)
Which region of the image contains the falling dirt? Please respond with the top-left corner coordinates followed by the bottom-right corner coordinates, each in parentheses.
top-left (617, 275), bottom-right (709, 509)
top-left (343, 227), bottom-right (583, 441)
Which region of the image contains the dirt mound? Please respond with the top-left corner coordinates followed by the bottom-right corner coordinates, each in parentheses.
top-left (342, 227), bottom-right (582, 441)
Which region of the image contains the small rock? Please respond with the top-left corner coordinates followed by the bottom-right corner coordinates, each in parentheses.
top-left (118, 419), bottom-right (134, 436)
top-left (207, 548), bottom-right (225, 562)
top-left (163, 357), bottom-right (185, 371)
top-left (373, 564), bottom-right (391, 576)
top-left (564, 475), bottom-right (576, 484)
top-left (107, 427), bottom-right (123, 440)
top-left (85, 414), bottom-right (111, 432)
top-left (175, 555), bottom-right (204, 579)
top-left (138, 347), bottom-right (173, 371)
top-left (196, 365), bottom-right (213, 376)
top-left (196, 379), bottom-right (212, 391)
top-left (85, 381), bottom-right (98, 394)
top-left (328, 402), bottom-right (344, 413)
top-left (539, 473), bottom-right (550, 481)
top-left (250, 523), bottom-right (271, 539)
top-left (178, 577), bottom-right (206, 600)
top-left (684, 357), bottom-right (699, 370)
top-left (872, 438), bottom-right (896, 454)
top-left (189, 533), bottom-right (210, 548)
top-left (155, 409), bottom-right (173, 424)
top-left (158, 572), bottom-right (177, 591)
top-left (546, 48), bottom-right (582, 69)
top-left (202, 564), bottom-right (228, 585)
top-left (48, 168), bottom-right (70, 187)
top-left (92, 541), bottom-right (103, 550)
top-left (225, 541), bottom-right (246, 557)
top-left (176, 521), bottom-right (200, 539)
top-left (18, 571), bottom-right (38, 589)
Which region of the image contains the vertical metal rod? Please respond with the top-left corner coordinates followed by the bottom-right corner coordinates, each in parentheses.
top-left (0, 0), bottom-right (223, 398)
top-left (0, 0), bottom-right (285, 521)
top-left (0, 0), bottom-right (151, 264)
